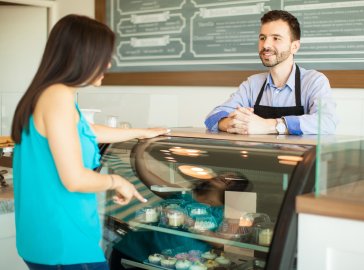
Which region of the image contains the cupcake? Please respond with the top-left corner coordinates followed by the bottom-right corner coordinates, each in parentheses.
top-left (161, 257), bottom-right (177, 268)
top-left (148, 253), bottom-right (163, 265)
top-left (215, 253), bottom-right (231, 266)
top-left (201, 250), bottom-right (217, 260)
top-left (175, 259), bottom-right (192, 270)
top-left (204, 259), bottom-right (219, 269)
top-left (190, 261), bottom-right (208, 270)
top-left (188, 250), bottom-right (202, 258)
top-left (175, 252), bottom-right (189, 260)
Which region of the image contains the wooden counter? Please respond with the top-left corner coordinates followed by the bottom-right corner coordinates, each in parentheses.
top-left (169, 127), bottom-right (363, 146)
top-left (0, 136), bottom-right (13, 148)
top-left (296, 180), bottom-right (364, 221)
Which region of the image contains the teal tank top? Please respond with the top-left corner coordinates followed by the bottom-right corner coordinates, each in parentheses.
top-left (13, 104), bottom-right (105, 264)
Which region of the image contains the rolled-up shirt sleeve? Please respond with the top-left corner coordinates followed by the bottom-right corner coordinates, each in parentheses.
top-left (286, 71), bottom-right (338, 135)
top-left (204, 111), bottom-right (229, 131)
top-left (204, 81), bottom-right (254, 131)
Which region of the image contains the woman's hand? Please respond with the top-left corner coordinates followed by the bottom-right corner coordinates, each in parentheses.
top-left (138, 128), bottom-right (171, 139)
top-left (112, 175), bottom-right (147, 205)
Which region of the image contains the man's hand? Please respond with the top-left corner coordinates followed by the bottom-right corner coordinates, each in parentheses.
top-left (219, 107), bottom-right (276, 134)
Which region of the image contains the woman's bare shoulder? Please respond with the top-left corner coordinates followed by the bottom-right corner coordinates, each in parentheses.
top-left (37, 84), bottom-right (75, 109)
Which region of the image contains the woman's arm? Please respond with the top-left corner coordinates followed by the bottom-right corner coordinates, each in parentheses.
top-left (34, 85), bottom-right (147, 204)
top-left (91, 124), bottom-right (170, 143)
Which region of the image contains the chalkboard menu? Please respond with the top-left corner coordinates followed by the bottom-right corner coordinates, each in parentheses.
top-left (95, 0), bottom-right (364, 87)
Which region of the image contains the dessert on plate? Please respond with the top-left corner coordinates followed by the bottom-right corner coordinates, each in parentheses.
top-left (175, 259), bottom-right (192, 270)
top-left (201, 250), bottom-right (217, 260)
top-left (160, 257), bottom-right (177, 268)
top-left (148, 253), bottom-right (164, 264)
top-left (190, 261), bottom-right (208, 270)
top-left (215, 253), bottom-right (231, 266)
top-left (204, 259), bottom-right (219, 269)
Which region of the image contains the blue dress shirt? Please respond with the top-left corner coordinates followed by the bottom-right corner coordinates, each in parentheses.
top-left (205, 64), bottom-right (338, 135)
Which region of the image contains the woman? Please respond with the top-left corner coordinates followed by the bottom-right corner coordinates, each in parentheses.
top-left (11, 14), bottom-right (169, 270)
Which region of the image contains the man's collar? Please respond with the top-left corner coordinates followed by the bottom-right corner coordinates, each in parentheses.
top-left (267, 63), bottom-right (297, 91)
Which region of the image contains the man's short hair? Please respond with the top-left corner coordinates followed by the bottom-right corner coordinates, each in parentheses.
top-left (261, 10), bottom-right (301, 41)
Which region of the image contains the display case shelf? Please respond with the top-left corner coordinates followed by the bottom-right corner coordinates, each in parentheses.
top-left (129, 221), bottom-right (269, 253)
top-left (121, 259), bottom-right (158, 270)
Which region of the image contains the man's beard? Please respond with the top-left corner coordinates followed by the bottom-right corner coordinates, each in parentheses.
top-left (259, 48), bottom-right (291, 67)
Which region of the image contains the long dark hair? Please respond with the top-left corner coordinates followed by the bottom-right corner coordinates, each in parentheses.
top-left (11, 14), bottom-right (115, 143)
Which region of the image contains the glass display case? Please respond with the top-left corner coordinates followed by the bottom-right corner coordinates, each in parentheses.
top-left (98, 129), bottom-right (317, 270)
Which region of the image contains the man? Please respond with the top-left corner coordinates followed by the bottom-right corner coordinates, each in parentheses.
top-left (204, 10), bottom-right (337, 135)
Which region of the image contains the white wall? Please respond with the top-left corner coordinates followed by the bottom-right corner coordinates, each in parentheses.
top-left (0, 4), bottom-right (48, 135)
top-left (77, 86), bottom-right (233, 128)
top-left (56, 0), bottom-right (94, 18)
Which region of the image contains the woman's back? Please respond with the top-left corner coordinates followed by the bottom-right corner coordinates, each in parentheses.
top-left (13, 103), bottom-right (105, 264)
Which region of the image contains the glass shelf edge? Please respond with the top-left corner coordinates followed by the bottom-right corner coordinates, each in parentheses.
top-left (129, 221), bottom-right (269, 253)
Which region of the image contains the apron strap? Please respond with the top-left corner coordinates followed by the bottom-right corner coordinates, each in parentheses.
top-left (255, 79), bottom-right (266, 106)
top-left (255, 64), bottom-right (302, 107)
top-left (294, 64), bottom-right (302, 107)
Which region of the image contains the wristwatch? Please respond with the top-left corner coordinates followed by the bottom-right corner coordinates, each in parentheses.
top-left (275, 118), bottom-right (287, 135)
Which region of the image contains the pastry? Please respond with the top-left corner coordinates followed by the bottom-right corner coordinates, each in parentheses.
top-left (215, 253), bottom-right (231, 266)
top-left (258, 227), bottom-right (273, 246)
top-left (148, 253), bottom-right (163, 264)
top-left (190, 207), bottom-right (208, 216)
top-left (190, 261), bottom-right (208, 270)
top-left (190, 215), bottom-right (217, 232)
top-left (175, 259), bottom-right (192, 270)
top-left (175, 252), bottom-right (189, 260)
top-left (204, 259), bottom-right (219, 269)
top-left (188, 250), bottom-right (202, 257)
top-left (144, 207), bottom-right (159, 223)
top-left (201, 250), bottom-right (216, 260)
top-left (167, 210), bottom-right (184, 227)
top-left (160, 257), bottom-right (177, 268)
top-left (239, 215), bottom-right (253, 227)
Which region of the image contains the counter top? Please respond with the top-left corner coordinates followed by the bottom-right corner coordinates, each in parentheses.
top-left (0, 136), bottom-right (14, 148)
top-left (168, 127), bottom-right (362, 146)
top-left (296, 180), bottom-right (364, 221)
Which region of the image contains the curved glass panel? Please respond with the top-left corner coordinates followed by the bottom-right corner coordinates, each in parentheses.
top-left (101, 135), bottom-right (313, 269)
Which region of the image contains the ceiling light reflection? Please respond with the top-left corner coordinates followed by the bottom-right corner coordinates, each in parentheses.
top-left (178, 165), bottom-right (215, 179)
top-left (277, 155), bottom-right (303, 162)
top-left (169, 147), bottom-right (206, 157)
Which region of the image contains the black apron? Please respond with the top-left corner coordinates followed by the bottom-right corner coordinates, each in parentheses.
top-left (254, 64), bottom-right (304, 119)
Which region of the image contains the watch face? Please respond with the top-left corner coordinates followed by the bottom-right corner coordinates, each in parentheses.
top-left (276, 122), bottom-right (286, 134)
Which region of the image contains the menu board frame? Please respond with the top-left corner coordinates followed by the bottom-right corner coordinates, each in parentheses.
top-left (95, 0), bottom-right (364, 88)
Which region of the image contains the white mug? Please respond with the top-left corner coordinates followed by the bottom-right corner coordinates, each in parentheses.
top-left (106, 115), bottom-right (119, 128)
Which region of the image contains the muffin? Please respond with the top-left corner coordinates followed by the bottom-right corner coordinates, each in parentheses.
top-left (190, 261), bottom-right (208, 270)
top-left (188, 250), bottom-right (202, 257)
top-left (148, 253), bottom-right (163, 265)
top-left (175, 252), bottom-right (189, 260)
top-left (215, 253), bottom-right (231, 266)
top-left (204, 259), bottom-right (219, 269)
top-left (201, 250), bottom-right (217, 260)
top-left (160, 257), bottom-right (177, 268)
top-left (175, 259), bottom-right (192, 270)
